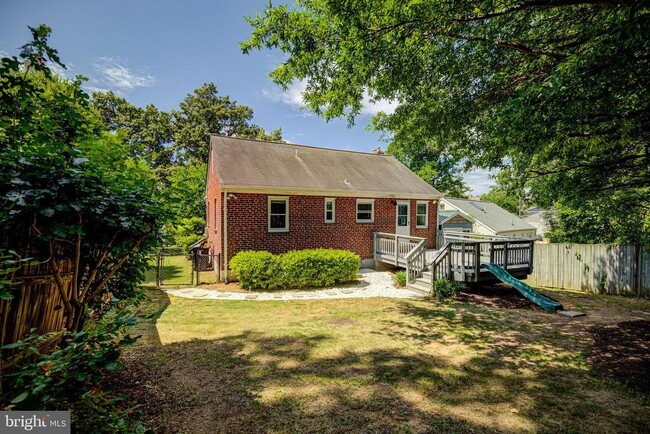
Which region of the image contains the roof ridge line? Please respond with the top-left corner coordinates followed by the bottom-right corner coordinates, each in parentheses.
top-left (210, 134), bottom-right (392, 156)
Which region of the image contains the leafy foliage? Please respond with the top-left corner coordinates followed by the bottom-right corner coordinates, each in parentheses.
top-left (0, 307), bottom-right (147, 432)
top-left (230, 249), bottom-right (360, 290)
top-left (0, 26), bottom-right (166, 331)
top-left (480, 168), bottom-right (528, 215)
top-left (393, 270), bottom-right (406, 287)
top-left (229, 251), bottom-right (283, 290)
top-left (172, 83), bottom-right (282, 162)
top-left (387, 144), bottom-right (469, 198)
top-left (243, 0), bottom-right (649, 243)
top-left (91, 91), bottom-right (174, 168)
top-left (431, 279), bottom-right (462, 300)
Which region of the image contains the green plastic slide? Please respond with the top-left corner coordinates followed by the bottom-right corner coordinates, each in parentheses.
top-left (483, 263), bottom-right (563, 313)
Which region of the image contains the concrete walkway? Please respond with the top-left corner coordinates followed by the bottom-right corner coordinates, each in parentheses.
top-left (164, 269), bottom-right (425, 301)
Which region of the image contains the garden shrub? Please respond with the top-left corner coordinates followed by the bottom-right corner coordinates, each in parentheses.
top-left (229, 249), bottom-right (359, 290)
top-left (394, 270), bottom-right (407, 287)
top-left (281, 249), bottom-right (359, 288)
top-left (432, 279), bottom-right (463, 299)
top-left (0, 306), bottom-right (148, 432)
top-left (229, 251), bottom-right (283, 290)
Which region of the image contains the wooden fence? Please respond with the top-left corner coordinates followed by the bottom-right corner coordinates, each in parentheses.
top-left (525, 243), bottom-right (649, 296)
top-left (1, 259), bottom-right (73, 367)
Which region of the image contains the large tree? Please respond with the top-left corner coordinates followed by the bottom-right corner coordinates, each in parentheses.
top-left (92, 91), bottom-right (174, 167)
top-left (173, 82), bottom-right (282, 161)
top-left (243, 0), bottom-right (649, 243)
top-left (0, 26), bottom-right (165, 330)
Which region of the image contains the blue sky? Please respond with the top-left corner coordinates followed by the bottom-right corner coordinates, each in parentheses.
top-left (0, 0), bottom-right (494, 194)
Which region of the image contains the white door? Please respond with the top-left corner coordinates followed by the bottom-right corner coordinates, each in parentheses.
top-left (396, 201), bottom-right (410, 236)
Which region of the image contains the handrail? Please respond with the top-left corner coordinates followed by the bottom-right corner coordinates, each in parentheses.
top-left (375, 232), bottom-right (426, 241)
top-left (443, 231), bottom-right (535, 243)
top-left (404, 238), bottom-right (427, 285)
top-left (404, 239), bottom-right (426, 261)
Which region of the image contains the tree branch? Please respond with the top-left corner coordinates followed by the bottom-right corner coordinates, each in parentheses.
top-left (47, 241), bottom-right (73, 316)
top-left (456, 0), bottom-right (626, 23)
top-left (78, 229), bottom-right (121, 302)
top-left (85, 228), bottom-right (153, 302)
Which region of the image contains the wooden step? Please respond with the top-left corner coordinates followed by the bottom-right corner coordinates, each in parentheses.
top-left (406, 282), bottom-right (430, 295)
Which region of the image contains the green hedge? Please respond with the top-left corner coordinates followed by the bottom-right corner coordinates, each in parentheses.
top-left (229, 249), bottom-right (360, 290)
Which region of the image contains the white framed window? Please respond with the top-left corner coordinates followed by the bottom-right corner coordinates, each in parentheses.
top-left (356, 199), bottom-right (374, 223)
top-left (416, 201), bottom-right (428, 228)
top-left (268, 197), bottom-right (289, 232)
top-left (324, 198), bottom-right (335, 223)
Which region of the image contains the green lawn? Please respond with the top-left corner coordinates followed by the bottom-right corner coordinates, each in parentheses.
top-left (118, 288), bottom-right (650, 433)
top-left (142, 255), bottom-right (218, 286)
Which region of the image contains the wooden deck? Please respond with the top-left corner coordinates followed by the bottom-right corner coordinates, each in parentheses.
top-left (373, 231), bottom-right (535, 292)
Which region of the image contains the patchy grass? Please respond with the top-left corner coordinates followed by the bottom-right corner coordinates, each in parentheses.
top-left (117, 287), bottom-right (650, 433)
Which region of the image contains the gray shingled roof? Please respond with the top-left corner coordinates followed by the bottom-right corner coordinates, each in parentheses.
top-left (210, 135), bottom-right (442, 199)
top-left (441, 198), bottom-right (536, 233)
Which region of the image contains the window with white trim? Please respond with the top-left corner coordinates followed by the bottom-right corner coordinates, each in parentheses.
top-left (324, 198), bottom-right (335, 223)
top-left (356, 199), bottom-right (374, 223)
top-left (268, 197), bottom-right (289, 232)
top-left (416, 201), bottom-right (428, 228)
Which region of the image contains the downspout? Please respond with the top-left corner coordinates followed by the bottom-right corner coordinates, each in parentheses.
top-left (223, 188), bottom-right (228, 283)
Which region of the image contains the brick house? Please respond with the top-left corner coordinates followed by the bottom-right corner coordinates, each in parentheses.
top-left (205, 135), bottom-right (442, 280)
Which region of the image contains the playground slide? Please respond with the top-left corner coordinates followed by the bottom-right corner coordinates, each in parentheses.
top-left (484, 263), bottom-right (563, 313)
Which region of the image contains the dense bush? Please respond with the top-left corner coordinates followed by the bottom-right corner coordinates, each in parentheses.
top-left (230, 249), bottom-right (359, 290)
top-left (0, 307), bottom-right (148, 432)
top-left (229, 251), bottom-right (283, 290)
top-left (431, 279), bottom-right (462, 299)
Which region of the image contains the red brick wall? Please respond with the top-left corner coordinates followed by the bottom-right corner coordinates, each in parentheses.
top-left (220, 193), bottom-right (437, 261)
top-left (205, 155), bottom-right (222, 260)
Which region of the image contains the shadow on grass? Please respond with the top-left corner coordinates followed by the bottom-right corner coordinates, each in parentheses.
top-left (112, 330), bottom-right (650, 433)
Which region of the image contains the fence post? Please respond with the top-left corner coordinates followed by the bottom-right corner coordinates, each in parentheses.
top-left (155, 254), bottom-right (161, 287)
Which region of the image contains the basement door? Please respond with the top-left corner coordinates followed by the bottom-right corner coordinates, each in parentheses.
top-left (396, 201), bottom-right (410, 236)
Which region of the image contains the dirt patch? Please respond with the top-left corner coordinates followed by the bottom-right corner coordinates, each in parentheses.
top-left (456, 284), bottom-right (544, 310)
top-left (327, 317), bottom-right (357, 326)
top-left (588, 320), bottom-right (650, 396)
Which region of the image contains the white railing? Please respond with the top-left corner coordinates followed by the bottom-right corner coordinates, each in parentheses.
top-left (429, 239), bottom-right (534, 284)
top-left (373, 232), bottom-right (425, 266)
top-left (404, 239), bottom-right (427, 284)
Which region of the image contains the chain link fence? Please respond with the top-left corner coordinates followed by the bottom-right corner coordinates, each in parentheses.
top-left (143, 250), bottom-right (220, 287)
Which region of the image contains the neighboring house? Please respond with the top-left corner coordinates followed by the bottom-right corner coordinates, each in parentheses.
top-left (439, 197), bottom-right (536, 239)
top-left (438, 210), bottom-right (473, 232)
top-left (205, 135), bottom-right (442, 280)
top-left (522, 206), bottom-right (552, 241)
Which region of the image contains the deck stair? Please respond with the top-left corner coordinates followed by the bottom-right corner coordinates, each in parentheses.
top-left (373, 231), bottom-right (536, 292)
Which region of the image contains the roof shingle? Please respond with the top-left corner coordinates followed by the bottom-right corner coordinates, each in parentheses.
top-left (210, 135), bottom-right (442, 199)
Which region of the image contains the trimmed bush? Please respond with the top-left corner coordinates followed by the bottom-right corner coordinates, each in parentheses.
top-left (229, 249), bottom-right (360, 290)
top-left (431, 279), bottom-right (463, 299)
top-left (229, 251), bottom-right (283, 290)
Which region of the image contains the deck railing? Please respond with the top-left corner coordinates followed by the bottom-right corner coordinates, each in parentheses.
top-left (373, 232), bottom-right (425, 266)
top-left (430, 239), bottom-right (534, 284)
top-left (373, 232), bottom-right (534, 284)
top-left (404, 238), bottom-right (427, 283)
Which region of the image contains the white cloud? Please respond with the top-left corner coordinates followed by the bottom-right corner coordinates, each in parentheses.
top-left (83, 85), bottom-right (111, 94)
top-left (261, 79), bottom-right (307, 106)
top-left (91, 56), bottom-right (155, 91)
top-left (262, 81), bottom-right (397, 116)
top-left (359, 90), bottom-right (398, 116)
top-left (47, 61), bottom-right (75, 79)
